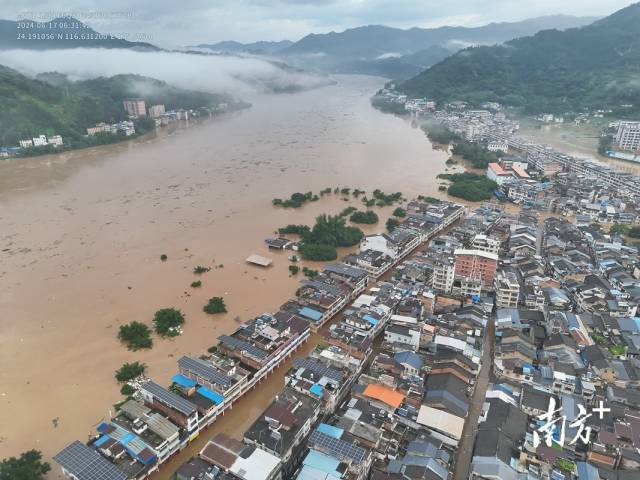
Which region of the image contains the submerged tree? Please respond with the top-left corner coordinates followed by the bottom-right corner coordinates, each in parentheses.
top-left (204, 297), bottom-right (227, 314)
top-left (115, 361), bottom-right (146, 382)
top-left (0, 450), bottom-right (50, 480)
top-left (153, 308), bottom-right (185, 337)
top-left (118, 321), bottom-right (153, 351)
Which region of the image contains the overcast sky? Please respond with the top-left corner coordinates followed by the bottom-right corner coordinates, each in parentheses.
top-left (5, 0), bottom-right (636, 46)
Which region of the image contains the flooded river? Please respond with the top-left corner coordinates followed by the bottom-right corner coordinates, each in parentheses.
top-left (0, 74), bottom-right (449, 476)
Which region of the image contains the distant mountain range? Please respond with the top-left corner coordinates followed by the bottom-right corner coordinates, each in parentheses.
top-left (399, 3), bottom-right (640, 114)
top-left (1, 14), bottom-right (599, 81)
top-left (192, 40), bottom-right (293, 55)
top-left (273, 15), bottom-right (598, 78)
top-left (0, 17), bottom-right (159, 50)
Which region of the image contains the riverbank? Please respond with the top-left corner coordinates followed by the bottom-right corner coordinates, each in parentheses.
top-left (1, 107), bottom-right (248, 162)
top-left (0, 75), bottom-right (455, 476)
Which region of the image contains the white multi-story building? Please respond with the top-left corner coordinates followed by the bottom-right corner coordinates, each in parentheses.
top-left (32, 135), bottom-right (47, 146)
top-left (494, 270), bottom-right (520, 308)
top-left (19, 139), bottom-right (33, 148)
top-left (615, 121), bottom-right (640, 152)
top-left (47, 135), bottom-right (63, 146)
top-left (431, 254), bottom-right (455, 293)
top-left (487, 141), bottom-right (508, 153)
top-left (471, 234), bottom-right (501, 255)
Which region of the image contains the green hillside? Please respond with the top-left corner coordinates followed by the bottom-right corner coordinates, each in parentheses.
top-left (0, 65), bottom-right (236, 146)
top-left (399, 3), bottom-right (640, 114)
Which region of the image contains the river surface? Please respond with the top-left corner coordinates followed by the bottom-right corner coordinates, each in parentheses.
top-left (0, 74), bottom-right (450, 476)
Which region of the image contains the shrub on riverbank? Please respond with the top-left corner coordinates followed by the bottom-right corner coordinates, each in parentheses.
top-left (115, 361), bottom-right (146, 382)
top-left (118, 321), bottom-right (153, 350)
top-left (204, 297), bottom-right (227, 314)
top-left (153, 308), bottom-right (185, 337)
top-left (439, 172), bottom-right (497, 201)
top-left (191, 280), bottom-right (202, 288)
top-left (386, 218), bottom-right (400, 232)
top-left (303, 267), bottom-right (319, 278)
top-left (393, 207), bottom-right (407, 217)
top-left (350, 210), bottom-right (378, 224)
top-left (417, 195), bottom-right (441, 203)
top-left (423, 125), bottom-right (461, 144)
top-left (120, 384), bottom-right (136, 396)
top-left (451, 141), bottom-right (500, 169)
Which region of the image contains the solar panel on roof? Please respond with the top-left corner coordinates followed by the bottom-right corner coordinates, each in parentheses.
top-left (324, 263), bottom-right (366, 279)
top-left (178, 356), bottom-right (232, 388)
top-left (141, 381), bottom-right (197, 416)
top-left (309, 430), bottom-right (367, 463)
top-left (302, 280), bottom-right (347, 297)
top-left (293, 358), bottom-right (343, 383)
top-left (53, 440), bottom-right (128, 480)
top-left (217, 335), bottom-right (269, 359)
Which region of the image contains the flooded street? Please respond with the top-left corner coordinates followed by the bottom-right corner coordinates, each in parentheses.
top-left (0, 74), bottom-right (449, 476)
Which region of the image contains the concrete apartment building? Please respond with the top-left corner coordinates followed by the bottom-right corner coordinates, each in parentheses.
top-left (148, 104), bottom-right (166, 118)
top-left (123, 98), bottom-right (147, 117)
top-left (470, 233), bottom-right (501, 255)
top-left (494, 270), bottom-right (521, 308)
top-left (615, 121), bottom-right (640, 152)
top-left (454, 249), bottom-right (498, 286)
top-left (432, 254), bottom-right (456, 293)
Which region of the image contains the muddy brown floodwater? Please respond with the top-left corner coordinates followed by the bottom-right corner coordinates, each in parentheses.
top-left (0, 74), bottom-right (450, 477)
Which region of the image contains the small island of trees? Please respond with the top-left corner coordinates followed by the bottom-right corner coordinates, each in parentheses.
top-left (272, 191), bottom-right (318, 208)
top-left (297, 214), bottom-right (364, 261)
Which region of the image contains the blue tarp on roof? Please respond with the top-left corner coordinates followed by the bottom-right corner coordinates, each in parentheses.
top-left (316, 423), bottom-right (344, 439)
top-left (196, 386), bottom-right (224, 405)
top-left (94, 435), bottom-right (110, 447)
top-left (96, 422), bottom-right (111, 434)
top-left (299, 307), bottom-right (323, 322)
top-left (363, 314), bottom-right (378, 326)
top-left (310, 383), bottom-right (324, 397)
top-left (172, 373), bottom-right (197, 388)
top-left (120, 432), bottom-right (135, 445)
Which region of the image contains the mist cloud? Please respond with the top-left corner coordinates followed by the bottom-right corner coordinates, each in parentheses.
top-left (0, 48), bottom-right (331, 97)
